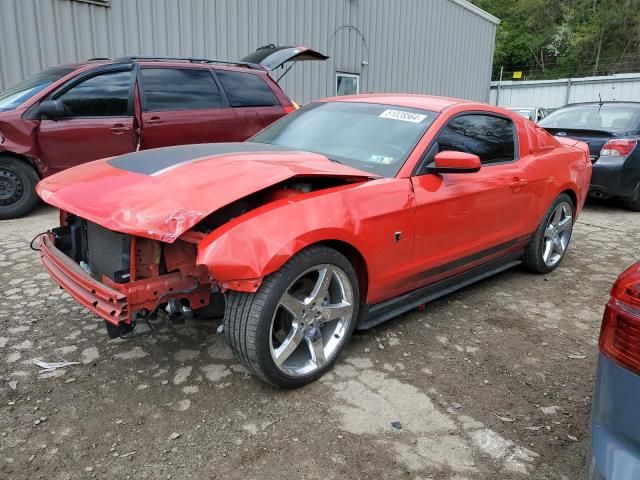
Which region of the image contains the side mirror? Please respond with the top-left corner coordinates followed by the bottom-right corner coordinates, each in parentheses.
top-left (37, 100), bottom-right (70, 120)
top-left (427, 150), bottom-right (481, 174)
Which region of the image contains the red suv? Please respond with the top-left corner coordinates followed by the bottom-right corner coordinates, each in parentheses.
top-left (0, 46), bottom-right (327, 218)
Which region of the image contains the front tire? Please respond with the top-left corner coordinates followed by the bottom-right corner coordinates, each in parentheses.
top-left (224, 246), bottom-right (359, 388)
top-left (523, 193), bottom-right (574, 274)
top-left (0, 157), bottom-right (40, 220)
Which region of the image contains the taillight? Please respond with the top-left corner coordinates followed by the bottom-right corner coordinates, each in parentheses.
top-left (599, 262), bottom-right (640, 375)
top-left (600, 139), bottom-right (637, 157)
top-left (282, 103), bottom-right (298, 114)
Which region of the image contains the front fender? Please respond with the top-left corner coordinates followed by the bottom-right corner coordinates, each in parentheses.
top-left (197, 177), bottom-right (416, 302)
top-left (196, 196), bottom-right (367, 292)
top-left (0, 115), bottom-right (45, 174)
top-left (197, 178), bottom-right (415, 303)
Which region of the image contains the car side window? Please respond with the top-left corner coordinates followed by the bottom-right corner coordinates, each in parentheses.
top-left (140, 68), bottom-right (223, 111)
top-left (54, 70), bottom-right (131, 117)
top-left (435, 114), bottom-right (516, 165)
top-left (215, 70), bottom-right (279, 107)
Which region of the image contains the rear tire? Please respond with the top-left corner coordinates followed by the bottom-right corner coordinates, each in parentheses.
top-left (622, 195), bottom-right (640, 212)
top-left (523, 193), bottom-right (574, 274)
top-left (0, 157), bottom-right (40, 219)
top-left (224, 245), bottom-right (359, 388)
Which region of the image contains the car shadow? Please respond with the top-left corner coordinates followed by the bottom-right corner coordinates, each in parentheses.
top-left (583, 196), bottom-right (628, 212)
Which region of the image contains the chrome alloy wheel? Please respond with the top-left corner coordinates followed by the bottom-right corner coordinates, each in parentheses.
top-left (542, 201), bottom-right (573, 267)
top-left (269, 264), bottom-right (355, 377)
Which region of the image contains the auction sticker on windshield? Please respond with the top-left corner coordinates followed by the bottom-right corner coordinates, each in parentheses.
top-left (379, 109), bottom-right (428, 123)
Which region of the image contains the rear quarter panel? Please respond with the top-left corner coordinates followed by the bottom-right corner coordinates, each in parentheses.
top-left (500, 116), bottom-right (591, 233)
top-left (524, 123), bottom-right (592, 222)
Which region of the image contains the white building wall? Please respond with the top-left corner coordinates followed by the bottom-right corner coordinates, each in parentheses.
top-left (0, 0), bottom-right (498, 104)
top-left (490, 73), bottom-right (640, 108)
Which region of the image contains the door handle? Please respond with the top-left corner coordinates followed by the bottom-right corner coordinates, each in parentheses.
top-left (510, 178), bottom-right (528, 190)
top-left (146, 116), bottom-right (163, 125)
top-left (110, 123), bottom-right (131, 135)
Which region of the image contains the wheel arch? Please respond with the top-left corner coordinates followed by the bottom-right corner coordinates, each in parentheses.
top-left (561, 188), bottom-right (577, 207)
top-left (559, 187), bottom-right (578, 214)
top-left (309, 239), bottom-right (369, 303)
top-left (199, 224), bottom-right (372, 297)
top-left (0, 151), bottom-right (43, 178)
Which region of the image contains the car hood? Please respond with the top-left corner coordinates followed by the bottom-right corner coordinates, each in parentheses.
top-left (36, 143), bottom-right (375, 242)
top-left (0, 108), bottom-right (20, 117)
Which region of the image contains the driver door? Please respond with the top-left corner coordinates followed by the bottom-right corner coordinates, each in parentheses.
top-left (409, 113), bottom-right (533, 288)
top-left (37, 67), bottom-right (136, 172)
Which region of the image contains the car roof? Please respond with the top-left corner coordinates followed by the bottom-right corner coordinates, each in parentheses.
top-left (319, 93), bottom-right (480, 112)
top-left (59, 58), bottom-right (267, 75)
top-left (55, 60), bottom-right (111, 70)
top-left (562, 101), bottom-right (640, 107)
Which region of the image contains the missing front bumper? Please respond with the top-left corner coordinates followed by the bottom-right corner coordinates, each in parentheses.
top-left (39, 233), bottom-right (212, 326)
top-left (40, 233), bottom-right (129, 324)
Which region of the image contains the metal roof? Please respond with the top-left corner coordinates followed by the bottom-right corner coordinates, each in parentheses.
top-left (449, 0), bottom-right (500, 25)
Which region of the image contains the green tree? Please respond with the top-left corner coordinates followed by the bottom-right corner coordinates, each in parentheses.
top-left (474, 0), bottom-right (640, 79)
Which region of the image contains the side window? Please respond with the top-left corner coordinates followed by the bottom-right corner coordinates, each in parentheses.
top-left (55, 70), bottom-right (131, 117)
top-left (141, 68), bottom-right (223, 111)
top-left (435, 114), bottom-right (516, 165)
top-left (215, 70), bottom-right (279, 107)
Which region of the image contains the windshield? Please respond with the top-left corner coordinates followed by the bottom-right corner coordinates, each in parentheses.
top-left (539, 103), bottom-right (640, 131)
top-left (250, 102), bottom-right (437, 176)
top-left (0, 66), bottom-right (75, 112)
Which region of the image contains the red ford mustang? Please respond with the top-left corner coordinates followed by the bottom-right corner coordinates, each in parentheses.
top-left (36, 94), bottom-right (592, 387)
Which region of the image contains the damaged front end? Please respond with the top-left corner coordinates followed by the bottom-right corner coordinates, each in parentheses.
top-left (35, 144), bottom-right (376, 335)
top-left (40, 213), bottom-right (215, 333)
top-left (38, 176), bottom-right (365, 335)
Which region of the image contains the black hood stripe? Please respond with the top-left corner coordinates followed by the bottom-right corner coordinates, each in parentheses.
top-left (107, 142), bottom-right (295, 175)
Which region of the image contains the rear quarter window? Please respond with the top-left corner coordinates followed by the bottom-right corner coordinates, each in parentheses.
top-left (525, 122), bottom-right (559, 153)
top-left (215, 70), bottom-right (279, 107)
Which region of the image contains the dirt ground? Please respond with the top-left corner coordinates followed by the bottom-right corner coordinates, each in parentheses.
top-left (1, 200), bottom-right (638, 480)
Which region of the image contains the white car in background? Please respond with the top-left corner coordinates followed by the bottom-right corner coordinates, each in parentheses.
top-left (507, 107), bottom-right (553, 123)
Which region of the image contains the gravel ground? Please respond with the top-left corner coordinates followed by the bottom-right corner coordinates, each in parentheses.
top-left (1, 201), bottom-right (638, 480)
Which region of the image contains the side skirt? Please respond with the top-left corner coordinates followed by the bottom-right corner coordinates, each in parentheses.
top-left (357, 251), bottom-right (523, 330)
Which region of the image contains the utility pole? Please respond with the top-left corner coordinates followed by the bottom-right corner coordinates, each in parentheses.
top-left (497, 66), bottom-right (504, 106)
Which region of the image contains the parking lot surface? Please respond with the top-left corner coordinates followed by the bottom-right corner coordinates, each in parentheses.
top-left (1, 201), bottom-right (638, 480)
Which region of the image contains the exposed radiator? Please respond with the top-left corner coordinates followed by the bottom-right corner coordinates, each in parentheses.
top-left (85, 221), bottom-right (131, 282)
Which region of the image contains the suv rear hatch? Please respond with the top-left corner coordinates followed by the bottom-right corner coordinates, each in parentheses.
top-left (242, 45), bottom-right (329, 70)
top-left (242, 45), bottom-right (328, 82)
